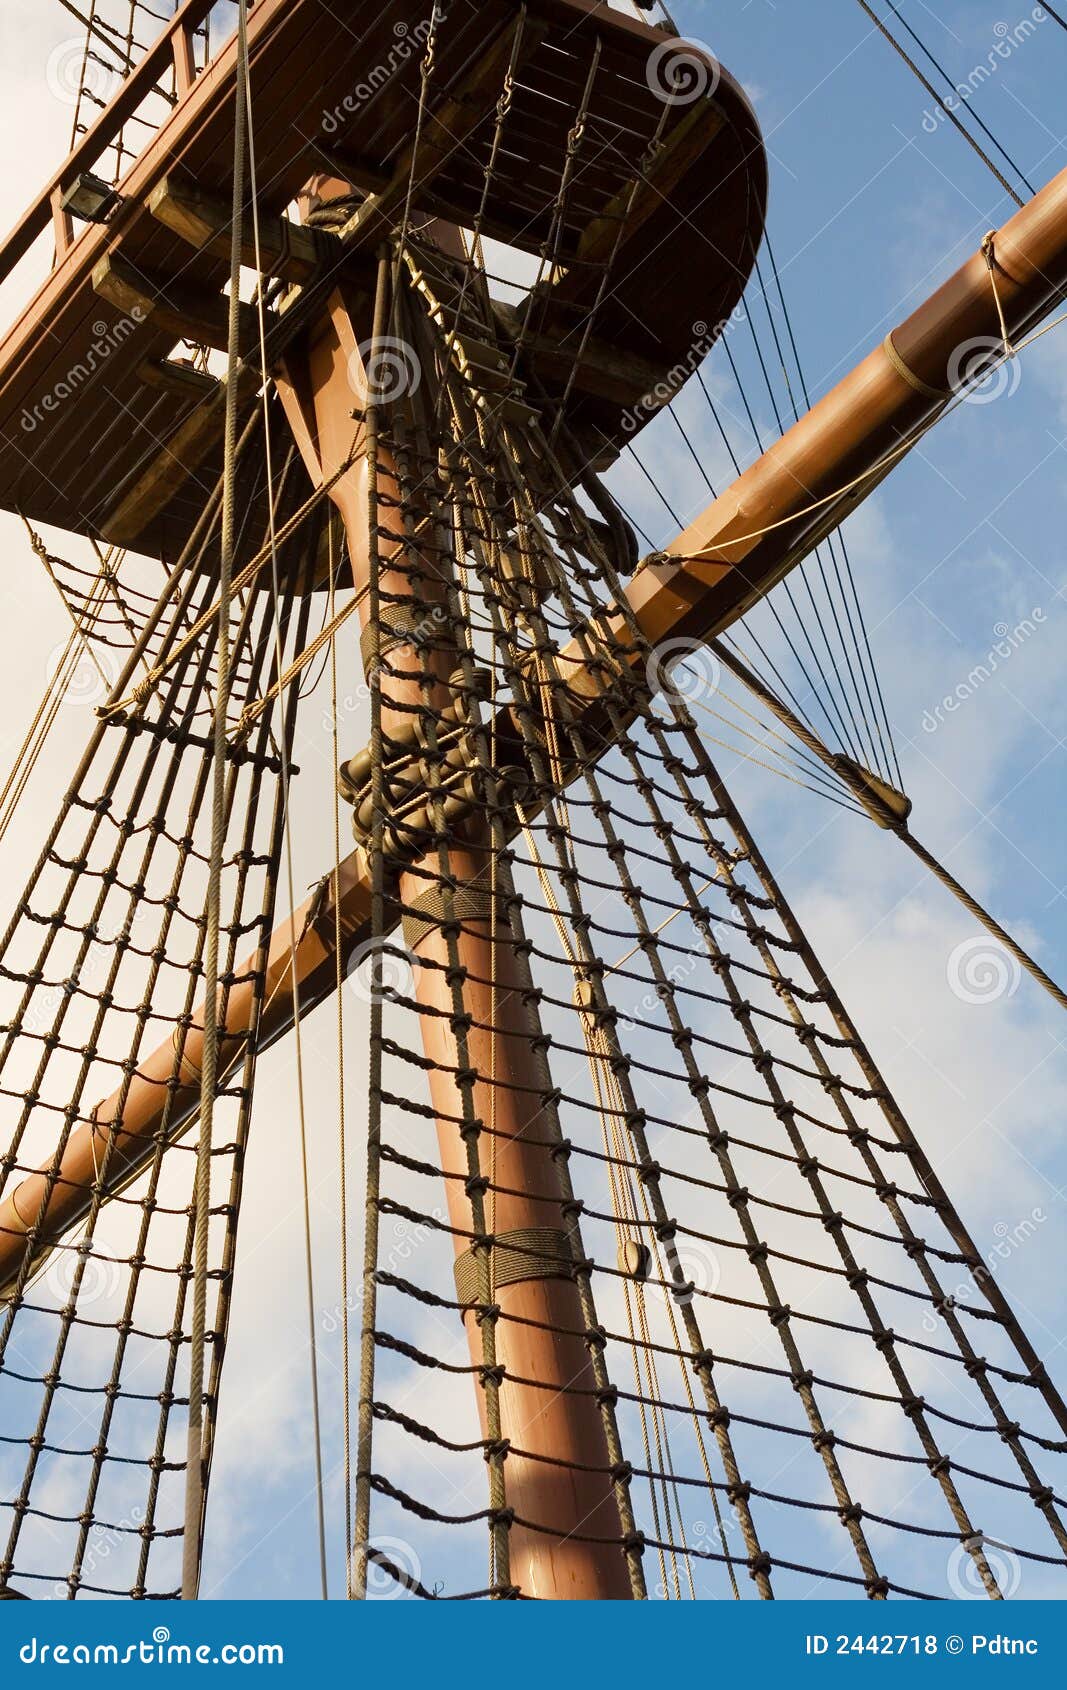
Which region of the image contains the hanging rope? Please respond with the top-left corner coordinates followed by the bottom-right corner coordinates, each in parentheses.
top-left (242, 26), bottom-right (330, 1601)
top-left (181, 0), bottom-right (249, 1603)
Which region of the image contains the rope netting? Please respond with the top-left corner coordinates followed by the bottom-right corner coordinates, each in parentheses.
top-left (6, 0), bottom-right (1064, 1606)
top-left (347, 230), bottom-right (1067, 1602)
top-left (0, 415), bottom-right (318, 1597)
top-left (59, 1), bottom-right (241, 189)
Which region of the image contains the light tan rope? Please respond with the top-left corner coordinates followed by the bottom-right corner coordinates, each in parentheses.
top-left (982, 230), bottom-right (1016, 359)
top-left (244, 45), bottom-right (330, 1600)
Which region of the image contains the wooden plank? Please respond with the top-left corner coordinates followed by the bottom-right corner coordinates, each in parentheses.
top-left (148, 173), bottom-right (343, 283)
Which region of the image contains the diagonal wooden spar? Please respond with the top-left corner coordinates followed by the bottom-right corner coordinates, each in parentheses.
top-left (4, 162), bottom-right (1067, 1297)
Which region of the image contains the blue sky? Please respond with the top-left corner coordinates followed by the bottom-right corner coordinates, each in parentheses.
top-left (2, 0), bottom-right (1067, 1602)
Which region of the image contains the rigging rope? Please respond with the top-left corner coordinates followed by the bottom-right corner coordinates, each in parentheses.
top-left (181, 0), bottom-right (248, 1603)
top-left (242, 25), bottom-right (331, 1601)
top-left (852, 0), bottom-right (1024, 204)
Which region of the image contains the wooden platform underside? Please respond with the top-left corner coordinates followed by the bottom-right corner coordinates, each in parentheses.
top-left (0, 0), bottom-right (765, 561)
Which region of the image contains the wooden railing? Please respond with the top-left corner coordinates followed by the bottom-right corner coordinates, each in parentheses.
top-left (0, 0), bottom-right (241, 287)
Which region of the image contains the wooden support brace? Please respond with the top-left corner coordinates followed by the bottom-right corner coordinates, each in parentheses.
top-left (576, 96), bottom-right (726, 269)
top-left (148, 173), bottom-right (343, 284)
top-left (91, 252), bottom-right (263, 354)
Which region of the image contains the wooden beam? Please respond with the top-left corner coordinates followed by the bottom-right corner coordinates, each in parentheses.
top-left (495, 304), bottom-right (667, 406)
top-left (0, 0), bottom-right (219, 286)
top-left (148, 173), bottom-right (343, 284)
top-left (92, 251), bottom-right (262, 353)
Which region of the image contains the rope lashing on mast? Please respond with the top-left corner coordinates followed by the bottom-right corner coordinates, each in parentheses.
top-left (181, 0), bottom-right (249, 1604)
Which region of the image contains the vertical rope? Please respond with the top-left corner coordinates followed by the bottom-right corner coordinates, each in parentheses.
top-left (352, 251), bottom-right (392, 1602)
top-left (242, 21), bottom-right (330, 1603)
top-left (181, 0), bottom-right (249, 1603)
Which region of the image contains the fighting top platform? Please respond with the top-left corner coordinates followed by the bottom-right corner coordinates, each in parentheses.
top-left (0, 0), bottom-right (766, 560)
